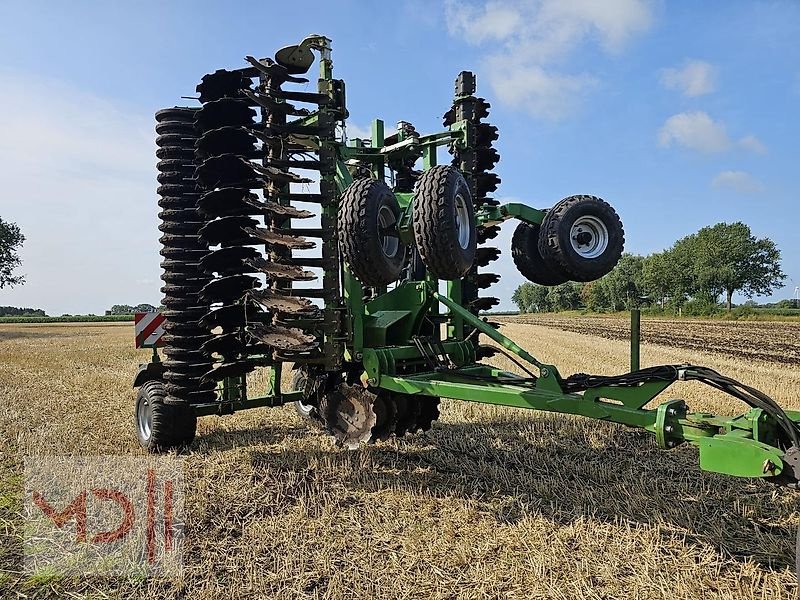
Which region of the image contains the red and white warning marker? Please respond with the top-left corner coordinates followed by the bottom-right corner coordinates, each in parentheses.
top-left (134, 312), bottom-right (166, 348)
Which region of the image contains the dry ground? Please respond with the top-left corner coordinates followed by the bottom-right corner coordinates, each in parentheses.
top-left (0, 319), bottom-right (799, 599)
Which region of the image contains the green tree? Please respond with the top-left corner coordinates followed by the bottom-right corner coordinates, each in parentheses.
top-left (511, 283), bottom-right (534, 313)
top-left (545, 282), bottom-right (583, 312)
top-left (0, 217), bottom-right (25, 289)
top-left (109, 304), bottom-right (134, 315)
top-left (529, 284), bottom-right (550, 312)
top-left (597, 254), bottom-right (645, 311)
top-left (133, 303), bottom-right (158, 313)
top-left (512, 283), bottom-right (551, 312)
top-left (581, 280), bottom-right (611, 311)
top-left (675, 222), bottom-right (786, 311)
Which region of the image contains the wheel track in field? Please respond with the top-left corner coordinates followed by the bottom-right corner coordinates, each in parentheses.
top-left (499, 315), bottom-right (800, 366)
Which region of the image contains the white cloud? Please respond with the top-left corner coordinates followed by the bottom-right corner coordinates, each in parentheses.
top-left (343, 122), bottom-right (373, 141)
top-left (485, 60), bottom-right (597, 121)
top-left (445, 0), bottom-right (654, 120)
top-left (738, 134), bottom-right (768, 154)
top-left (0, 71), bottom-right (161, 315)
top-left (711, 170), bottom-right (764, 194)
top-left (446, 1), bottom-right (523, 43)
top-left (658, 111), bottom-right (731, 153)
top-left (657, 111), bottom-right (769, 156)
top-left (660, 60), bottom-right (718, 97)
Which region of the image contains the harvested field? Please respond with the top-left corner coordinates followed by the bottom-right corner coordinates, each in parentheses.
top-left (1, 321), bottom-right (799, 599)
top-left (505, 314), bottom-right (800, 366)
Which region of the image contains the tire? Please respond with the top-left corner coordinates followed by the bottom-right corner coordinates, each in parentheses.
top-left (290, 368), bottom-right (319, 422)
top-left (135, 380), bottom-right (197, 453)
top-left (538, 195), bottom-right (624, 282)
top-left (338, 178), bottom-right (406, 286)
top-left (412, 165), bottom-right (476, 280)
top-left (511, 222), bottom-right (570, 286)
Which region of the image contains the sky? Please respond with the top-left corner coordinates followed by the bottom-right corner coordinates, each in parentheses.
top-left (0, 0), bottom-right (798, 314)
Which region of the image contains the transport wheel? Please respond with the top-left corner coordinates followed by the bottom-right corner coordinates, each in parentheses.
top-left (538, 195), bottom-right (624, 282)
top-left (135, 380), bottom-right (197, 453)
top-left (511, 222), bottom-right (570, 286)
top-left (412, 165), bottom-right (476, 280)
top-left (338, 178), bottom-right (406, 286)
top-left (291, 367), bottom-right (319, 421)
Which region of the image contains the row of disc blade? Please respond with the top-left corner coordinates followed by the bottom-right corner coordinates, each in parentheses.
top-left (445, 71), bottom-right (502, 358)
top-left (317, 383), bottom-right (441, 449)
top-left (155, 107), bottom-right (216, 405)
top-left (191, 58), bottom-right (338, 383)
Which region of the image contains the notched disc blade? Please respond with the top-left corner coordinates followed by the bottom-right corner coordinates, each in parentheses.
top-left (246, 323), bottom-right (317, 351)
top-left (201, 332), bottom-right (245, 356)
top-left (195, 127), bottom-right (256, 160)
top-left (199, 245), bottom-right (260, 275)
top-left (250, 163), bottom-right (312, 184)
top-left (199, 274), bottom-right (260, 302)
top-left (196, 98), bottom-right (256, 129)
top-left (199, 216), bottom-right (259, 245)
top-left (319, 384), bottom-right (378, 450)
top-left (201, 360), bottom-right (255, 383)
top-left (245, 198), bottom-right (314, 219)
top-left (248, 289), bottom-right (316, 315)
top-left (199, 302), bottom-right (265, 330)
top-left (197, 188), bottom-right (258, 219)
top-left (244, 257), bottom-right (316, 281)
top-left (196, 69), bottom-right (252, 103)
top-left (196, 154), bottom-right (259, 188)
top-left (242, 226), bottom-right (315, 250)
top-left (475, 247), bottom-right (501, 267)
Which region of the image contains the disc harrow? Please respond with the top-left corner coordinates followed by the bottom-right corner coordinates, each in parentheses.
top-left (136, 39), bottom-right (800, 532)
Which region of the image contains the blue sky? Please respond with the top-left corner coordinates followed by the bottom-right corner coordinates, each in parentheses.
top-left (0, 0), bottom-right (798, 314)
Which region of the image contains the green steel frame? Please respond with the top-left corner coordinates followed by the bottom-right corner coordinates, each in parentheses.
top-left (148, 38), bottom-right (800, 486)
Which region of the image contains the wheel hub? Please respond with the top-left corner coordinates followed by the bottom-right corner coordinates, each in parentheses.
top-left (454, 193), bottom-right (471, 250)
top-left (137, 397), bottom-right (152, 441)
top-left (377, 205), bottom-right (399, 258)
top-left (570, 215), bottom-right (609, 259)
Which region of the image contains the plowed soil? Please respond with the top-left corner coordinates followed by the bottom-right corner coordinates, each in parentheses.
top-left (502, 315), bottom-right (800, 365)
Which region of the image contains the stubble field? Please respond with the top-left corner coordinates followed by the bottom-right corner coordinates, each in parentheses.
top-left (1, 316), bottom-right (799, 599)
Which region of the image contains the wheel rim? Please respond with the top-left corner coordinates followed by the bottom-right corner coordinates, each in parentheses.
top-left (137, 397), bottom-right (152, 441)
top-left (454, 193), bottom-right (471, 250)
top-left (569, 215), bottom-right (609, 259)
top-left (296, 400), bottom-right (315, 416)
top-left (377, 205), bottom-right (399, 258)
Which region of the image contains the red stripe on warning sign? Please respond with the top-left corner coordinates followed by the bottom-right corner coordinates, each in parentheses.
top-left (135, 312), bottom-right (165, 348)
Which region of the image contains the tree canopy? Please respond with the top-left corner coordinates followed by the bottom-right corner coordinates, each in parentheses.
top-left (0, 217), bottom-right (25, 289)
top-left (109, 303), bottom-right (158, 315)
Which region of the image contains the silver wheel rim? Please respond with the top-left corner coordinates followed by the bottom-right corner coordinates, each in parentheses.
top-left (137, 397), bottom-right (152, 440)
top-left (377, 205), bottom-right (399, 258)
top-left (570, 216), bottom-right (609, 259)
top-left (454, 193), bottom-right (471, 250)
top-left (296, 400), bottom-right (315, 416)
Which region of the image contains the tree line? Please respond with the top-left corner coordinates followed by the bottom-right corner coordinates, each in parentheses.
top-left (512, 222), bottom-right (787, 314)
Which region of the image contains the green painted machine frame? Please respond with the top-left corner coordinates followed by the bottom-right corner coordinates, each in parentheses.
top-left (152, 39), bottom-right (800, 486)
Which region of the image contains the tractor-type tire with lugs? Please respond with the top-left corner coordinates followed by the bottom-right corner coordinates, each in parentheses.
top-left (511, 222), bottom-right (570, 286)
top-left (338, 178), bottom-right (406, 286)
top-left (538, 195), bottom-right (624, 282)
top-left (135, 380), bottom-right (197, 452)
top-left (412, 165), bottom-right (476, 280)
